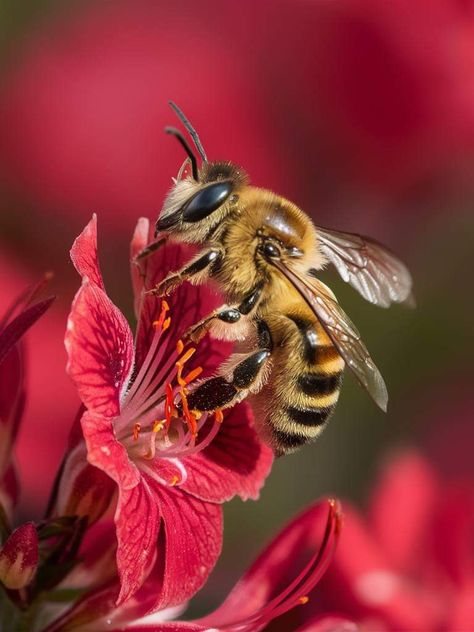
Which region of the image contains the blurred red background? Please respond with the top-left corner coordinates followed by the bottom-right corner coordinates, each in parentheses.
top-left (0, 0), bottom-right (472, 620)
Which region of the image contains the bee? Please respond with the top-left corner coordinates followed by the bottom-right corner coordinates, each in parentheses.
top-left (152, 102), bottom-right (414, 455)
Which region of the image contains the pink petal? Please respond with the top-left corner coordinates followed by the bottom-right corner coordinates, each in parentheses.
top-left (81, 411), bottom-right (139, 491)
top-left (0, 344), bottom-right (24, 473)
top-left (143, 477), bottom-right (223, 611)
top-left (70, 214), bottom-right (105, 289)
top-left (53, 442), bottom-right (115, 526)
top-left (0, 296), bottom-right (55, 366)
top-left (448, 581), bottom-right (474, 632)
top-left (320, 505), bottom-right (442, 631)
top-left (198, 499), bottom-right (341, 631)
top-left (0, 522), bottom-right (38, 589)
top-left (0, 462), bottom-right (19, 519)
top-left (130, 217), bottom-right (151, 317)
top-left (81, 413), bottom-right (160, 606)
top-left (64, 520), bottom-right (117, 590)
top-left (115, 479), bottom-right (161, 605)
top-left (296, 617), bottom-right (359, 632)
top-left (369, 451), bottom-right (438, 572)
top-left (65, 283), bottom-right (134, 417)
top-left (181, 403), bottom-right (273, 502)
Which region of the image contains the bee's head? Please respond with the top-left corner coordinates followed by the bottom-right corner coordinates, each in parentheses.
top-left (155, 102), bottom-right (247, 242)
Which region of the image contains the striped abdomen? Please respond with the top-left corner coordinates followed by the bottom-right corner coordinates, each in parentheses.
top-left (253, 314), bottom-right (344, 455)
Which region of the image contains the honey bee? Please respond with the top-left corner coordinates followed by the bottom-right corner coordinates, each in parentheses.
top-left (152, 102), bottom-right (413, 455)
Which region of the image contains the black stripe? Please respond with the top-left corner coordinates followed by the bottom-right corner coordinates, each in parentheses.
top-left (297, 372), bottom-right (342, 397)
top-left (286, 316), bottom-right (318, 363)
top-left (272, 429), bottom-right (308, 450)
top-left (285, 405), bottom-right (331, 427)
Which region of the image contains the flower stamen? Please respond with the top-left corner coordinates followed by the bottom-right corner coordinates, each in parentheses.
top-left (133, 422), bottom-right (141, 441)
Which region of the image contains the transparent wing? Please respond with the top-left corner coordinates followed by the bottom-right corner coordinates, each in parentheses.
top-left (317, 227), bottom-right (414, 308)
top-left (272, 260), bottom-right (388, 411)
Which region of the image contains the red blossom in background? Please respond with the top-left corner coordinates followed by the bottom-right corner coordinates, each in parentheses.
top-left (1, 0), bottom-right (474, 235)
top-left (53, 215), bottom-right (272, 622)
top-left (283, 451), bottom-right (474, 632)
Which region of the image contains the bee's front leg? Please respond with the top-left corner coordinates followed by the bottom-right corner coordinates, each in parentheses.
top-left (148, 247), bottom-right (223, 297)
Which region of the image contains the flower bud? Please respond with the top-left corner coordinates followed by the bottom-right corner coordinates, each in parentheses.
top-left (0, 522), bottom-right (38, 590)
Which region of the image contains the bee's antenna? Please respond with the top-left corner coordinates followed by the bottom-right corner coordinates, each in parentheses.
top-left (168, 101), bottom-right (208, 163)
top-left (165, 127), bottom-right (199, 181)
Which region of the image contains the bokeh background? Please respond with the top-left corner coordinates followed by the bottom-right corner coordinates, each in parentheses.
top-left (0, 0), bottom-right (473, 620)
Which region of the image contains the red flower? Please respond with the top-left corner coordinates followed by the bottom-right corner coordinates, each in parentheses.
top-left (295, 451), bottom-right (474, 631)
top-left (0, 277), bottom-right (54, 522)
top-left (45, 499), bottom-right (344, 632)
top-left (58, 215), bottom-right (272, 613)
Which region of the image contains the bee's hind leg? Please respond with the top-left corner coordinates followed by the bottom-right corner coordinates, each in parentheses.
top-left (182, 319), bottom-right (273, 413)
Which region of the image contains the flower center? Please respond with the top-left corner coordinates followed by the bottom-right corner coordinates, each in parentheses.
top-left (114, 300), bottom-right (222, 480)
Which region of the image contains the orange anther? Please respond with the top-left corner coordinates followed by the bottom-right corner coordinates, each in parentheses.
top-left (184, 366), bottom-right (203, 384)
top-left (161, 299), bottom-right (170, 312)
top-left (177, 347), bottom-right (196, 367)
top-left (215, 409), bottom-right (224, 423)
top-left (299, 596), bottom-right (309, 605)
top-left (176, 339), bottom-right (184, 355)
top-left (162, 316), bottom-right (171, 331)
top-left (132, 423), bottom-right (141, 441)
top-left (170, 475), bottom-right (180, 486)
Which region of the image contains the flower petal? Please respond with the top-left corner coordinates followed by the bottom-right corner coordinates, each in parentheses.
top-left (369, 451), bottom-right (438, 572)
top-left (143, 477), bottom-right (223, 611)
top-left (130, 217), bottom-right (151, 317)
top-left (197, 499), bottom-right (341, 631)
top-left (0, 296), bottom-right (55, 366)
top-left (115, 479), bottom-right (160, 605)
top-left (0, 522), bottom-right (38, 589)
top-left (80, 412), bottom-right (160, 605)
top-left (0, 345), bottom-right (24, 474)
top-left (319, 505), bottom-right (442, 631)
top-left (53, 442), bottom-right (115, 526)
top-left (181, 403), bottom-right (273, 502)
top-left (65, 283), bottom-right (134, 417)
top-left (296, 617), bottom-right (359, 632)
top-left (70, 214), bottom-right (105, 289)
top-left (81, 411), bottom-right (139, 492)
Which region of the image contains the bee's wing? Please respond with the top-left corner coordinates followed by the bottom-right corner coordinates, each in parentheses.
top-left (272, 260), bottom-right (388, 412)
top-left (316, 227), bottom-right (414, 308)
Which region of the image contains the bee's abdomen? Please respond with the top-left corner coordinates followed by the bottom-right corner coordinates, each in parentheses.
top-left (263, 314), bottom-right (344, 455)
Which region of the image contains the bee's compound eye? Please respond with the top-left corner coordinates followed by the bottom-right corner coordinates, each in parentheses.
top-left (262, 242), bottom-right (281, 259)
top-left (182, 181), bottom-right (233, 223)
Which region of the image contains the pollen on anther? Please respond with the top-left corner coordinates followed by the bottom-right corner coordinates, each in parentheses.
top-left (162, 316), bottom-right (171, 331)
top-left (177, 347), bottom-right (196, 368)
top-left (215, 409), bottom-right (224, 423)
top-left (299, 596), bottom-right (309, 605)
top-left (176, 339), bottom-right (184, 355)
top-left (133, 422), bottom-right (141, 441)
top-left (170, 475), bottom-right (180, 486)
top-left (152, 419), bottom-right (165, 433)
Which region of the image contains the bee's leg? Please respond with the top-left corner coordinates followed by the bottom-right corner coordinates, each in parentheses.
top-left (149, 247), bottom-right (223, 297)
top-left (184, 319), bottom-right (273, 413)
top-left (185, 283), bottom-right (264, 343)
